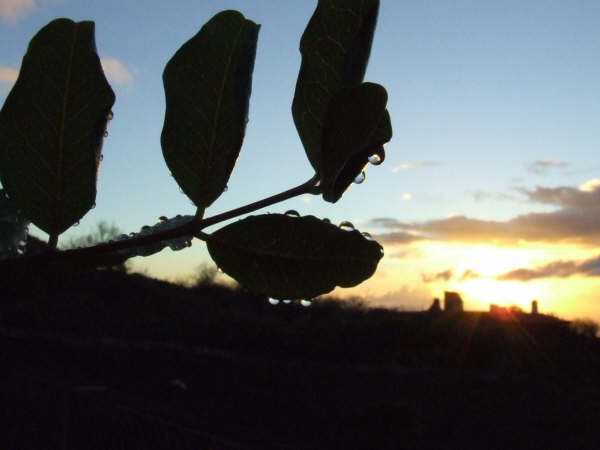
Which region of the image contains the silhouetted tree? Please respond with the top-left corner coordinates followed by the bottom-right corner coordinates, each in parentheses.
top-left (570, 319), bottom-right (599, 338)
top-left (61, 221), bottom-right (128, 271)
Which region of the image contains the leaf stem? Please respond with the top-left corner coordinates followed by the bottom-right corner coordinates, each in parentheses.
top-left (198, 173), bottom-right (319, 231)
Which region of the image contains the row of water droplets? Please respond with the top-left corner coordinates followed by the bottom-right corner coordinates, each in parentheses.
top-left (268, 210), bottom-right (380, 306)
top-left (95, 110), bottom-right (114, 166)
top-left (352, 150), bottom-right (385, 185)
top-left (284, 210), bottom-right (374, 241)
top-left (268, 298), bottom-right (313, 307)
top-left (111, 214), bottom-right (195, 258)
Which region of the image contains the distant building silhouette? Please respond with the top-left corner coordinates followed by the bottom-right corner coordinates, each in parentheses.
top-left (428, 298), bottom-right (441, 313)
top-left (531, 300), bottom-right (538, 315)
top-left (443, 291), bottom-right (463, 312)
top-left (489, 304), bottom-right (508, 316)
top-left (489, 302), bottom-right (540, 317)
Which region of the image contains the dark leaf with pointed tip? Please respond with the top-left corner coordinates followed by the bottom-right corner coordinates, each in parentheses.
top-left (207, 213), bottom-right (383, 299)
top-left (161, 10), bottom-right (259, 209)
top-left (0, 18), bottom-right (115, 237)
top-left (292, 0), bottom-right (380, 171)
top-left (321, 82), bottom-right (391, 202)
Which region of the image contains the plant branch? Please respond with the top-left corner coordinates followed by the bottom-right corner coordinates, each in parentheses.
top-left (0, 175), bottom-right (320, 272)
top-left (197, 173), bottom-right (319, 231)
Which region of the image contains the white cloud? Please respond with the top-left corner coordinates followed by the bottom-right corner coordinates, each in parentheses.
top-left (101, 58), bottom-right (133, 86)
top-left (579, 178), bottom-right (600, 193)
top-left (391, 161), bottom-right (439, 173)
top-left (0, 0), bottom-right (65, 23)
top-left (0, 59), bottom-right (134, 88)
top-left (527, 159), bottom-right (568, 175)
top-left (0, 0), bottom-right (36, 23)
top-left (1, 58), bottom-right (134, 91)
top-left (0, 66), bottom-right (18, 86)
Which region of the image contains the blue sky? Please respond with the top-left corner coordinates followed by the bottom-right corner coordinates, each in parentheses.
top-left (2, 1), bottom-right (600, 321)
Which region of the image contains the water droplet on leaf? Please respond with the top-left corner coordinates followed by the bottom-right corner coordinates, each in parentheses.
top-left (284, 210), bottom-right (300, 218)
top-left (107, 111), bottom-right (114, 120)
top-left (103, 130), bottom-right (108, 138)
top-left (283, 299), bottom-right (292, 304)
top-left (361, 232), bottom-right (373, 241)
top-left (300, 299), bottom-right (312, 307)
top-left (338, 221), bottom-right (355, 231)
top-left (368, 151), bottom-right (385, 166)
top-left (268, 298), bottom-right (280, 305)
top-left (353, 171), bottom-right (366, 184)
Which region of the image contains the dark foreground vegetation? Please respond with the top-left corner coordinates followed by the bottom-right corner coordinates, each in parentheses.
top-left (2, 269), bottom-right (599, 449)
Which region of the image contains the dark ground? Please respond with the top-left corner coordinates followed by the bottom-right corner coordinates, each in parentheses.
top-left (1, 270), bottom-right (599, 449)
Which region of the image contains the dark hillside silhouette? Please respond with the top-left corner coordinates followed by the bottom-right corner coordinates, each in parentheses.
top-left (1, 269), bottom-right (600, 449)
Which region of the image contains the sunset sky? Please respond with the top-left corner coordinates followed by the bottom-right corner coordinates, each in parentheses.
top-left (1, 1), bottom-right (600, 322)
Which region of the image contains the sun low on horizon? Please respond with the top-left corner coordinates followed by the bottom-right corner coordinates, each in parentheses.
top-left (342, 212), bottom-right (600, 323)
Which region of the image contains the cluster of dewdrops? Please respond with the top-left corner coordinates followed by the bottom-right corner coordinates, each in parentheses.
top-left (268, 298), bottom-right (314, 307)
top-left (111, 215), bottom-right (195, 258)
top-left (265, 209), bottom-right (379, 307)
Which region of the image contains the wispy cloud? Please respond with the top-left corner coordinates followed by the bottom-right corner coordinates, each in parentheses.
top-left (371, 180), bottom-right (600, 246)
top-left (0, 0), bottom-right (63, 23)
top-left (0, 0), bottom-right (35, 23)
top-left (421, 268), bottom-right (480, 283)
top-left (101, 58), bottom-right (133, 86)
top-left (300, 194), bottom-right (312, 204)
top-left (472, 190), bottom-right (517, 202)
top-left (498, 256), bottom-right (600, 281)
top-left (527, 159), bottom-right (568, 175)
top-left (1, 58), bottom-right (133, 88)
top-left (421, 269), bottom-right (453, 283)
top-left (517, 181), bottom-right (600, 208)
top-left (391, 161), bottom-right (439, 173)
top-left (0, 66), bottom-right (18, 86)
top-left (459, 269), bottom-right (480, 281)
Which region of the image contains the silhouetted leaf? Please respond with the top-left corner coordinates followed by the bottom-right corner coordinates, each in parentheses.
top-left (207, 214), bottom-right (383, 299)
top-left (161, 10), bottom-right (259, 209)
top-left (0, 18), bottom-right (115, 238)
top-left (321, 82), bottom-right (391, 202)
top-left (292, 0), bottom-right (379, 171)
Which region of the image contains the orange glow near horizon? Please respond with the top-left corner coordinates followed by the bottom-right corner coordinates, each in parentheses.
top-left (132, 239), bottom-right (600, 323)
top-left (352, 240), bottom-right (600, 322)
